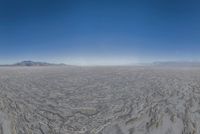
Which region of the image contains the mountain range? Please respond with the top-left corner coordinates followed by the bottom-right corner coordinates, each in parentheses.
top-left (152, 61), bottom-right (200, 67)
top-left (0, 61), bottom-right (66, 66)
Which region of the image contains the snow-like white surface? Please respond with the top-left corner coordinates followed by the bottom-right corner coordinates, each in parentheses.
top-left (0, 112), bottom-right (11, 134)
top-left (0, 66), bottom-right (199, 134)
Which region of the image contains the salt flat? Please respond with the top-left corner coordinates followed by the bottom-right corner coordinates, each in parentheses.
top-left (0, 66), bottom-right (200, 134)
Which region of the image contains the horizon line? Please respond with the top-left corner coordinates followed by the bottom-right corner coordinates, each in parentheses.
top-left (1, 60), bottom-right (200, 66)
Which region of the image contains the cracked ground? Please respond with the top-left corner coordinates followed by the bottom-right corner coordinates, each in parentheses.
top-left (0, 66), bottom-right (200, 134)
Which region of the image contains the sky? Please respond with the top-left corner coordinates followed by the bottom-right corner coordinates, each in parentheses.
top-left (0, 0), bottom-right (200, 65)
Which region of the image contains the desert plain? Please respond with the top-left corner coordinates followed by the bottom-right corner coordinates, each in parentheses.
top-left (0, 66), bottom-right (200, 134)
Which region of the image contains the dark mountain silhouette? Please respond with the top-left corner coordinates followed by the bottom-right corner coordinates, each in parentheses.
top-left (0, 61), bottom-right (66, 66)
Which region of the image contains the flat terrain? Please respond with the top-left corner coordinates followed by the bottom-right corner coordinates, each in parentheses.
top-left (0, 66), bottom-right (200, 134)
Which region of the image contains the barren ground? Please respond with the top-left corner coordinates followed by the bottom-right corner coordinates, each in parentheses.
top-left (0, 66), bottom-right (200, 134)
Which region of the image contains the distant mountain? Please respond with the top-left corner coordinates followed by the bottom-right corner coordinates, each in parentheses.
top-left (11, 61), bottom-right (66, 66)
top-left (152, 61), bottom-right (200, 67)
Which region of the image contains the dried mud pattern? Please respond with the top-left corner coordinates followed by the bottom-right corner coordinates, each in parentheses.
top-left (0, 66), bottom-right (200, 134)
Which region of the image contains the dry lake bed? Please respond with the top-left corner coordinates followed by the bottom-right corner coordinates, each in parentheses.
top-left (0, 66), bottom-right (200, 134)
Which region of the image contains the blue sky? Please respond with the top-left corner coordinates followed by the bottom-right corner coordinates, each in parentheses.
top-left (1, 0), bottom-right (200, 65)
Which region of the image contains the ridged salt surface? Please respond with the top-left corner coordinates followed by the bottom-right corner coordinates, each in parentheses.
top-left (0, 66), bottom-right (199, 134)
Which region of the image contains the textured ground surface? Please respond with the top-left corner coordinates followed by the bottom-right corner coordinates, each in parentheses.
top-left (0, 66), bottom-right (200, 134)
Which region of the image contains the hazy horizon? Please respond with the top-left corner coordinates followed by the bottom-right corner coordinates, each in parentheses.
top-left (1, 58), bottom-right (200, 66)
